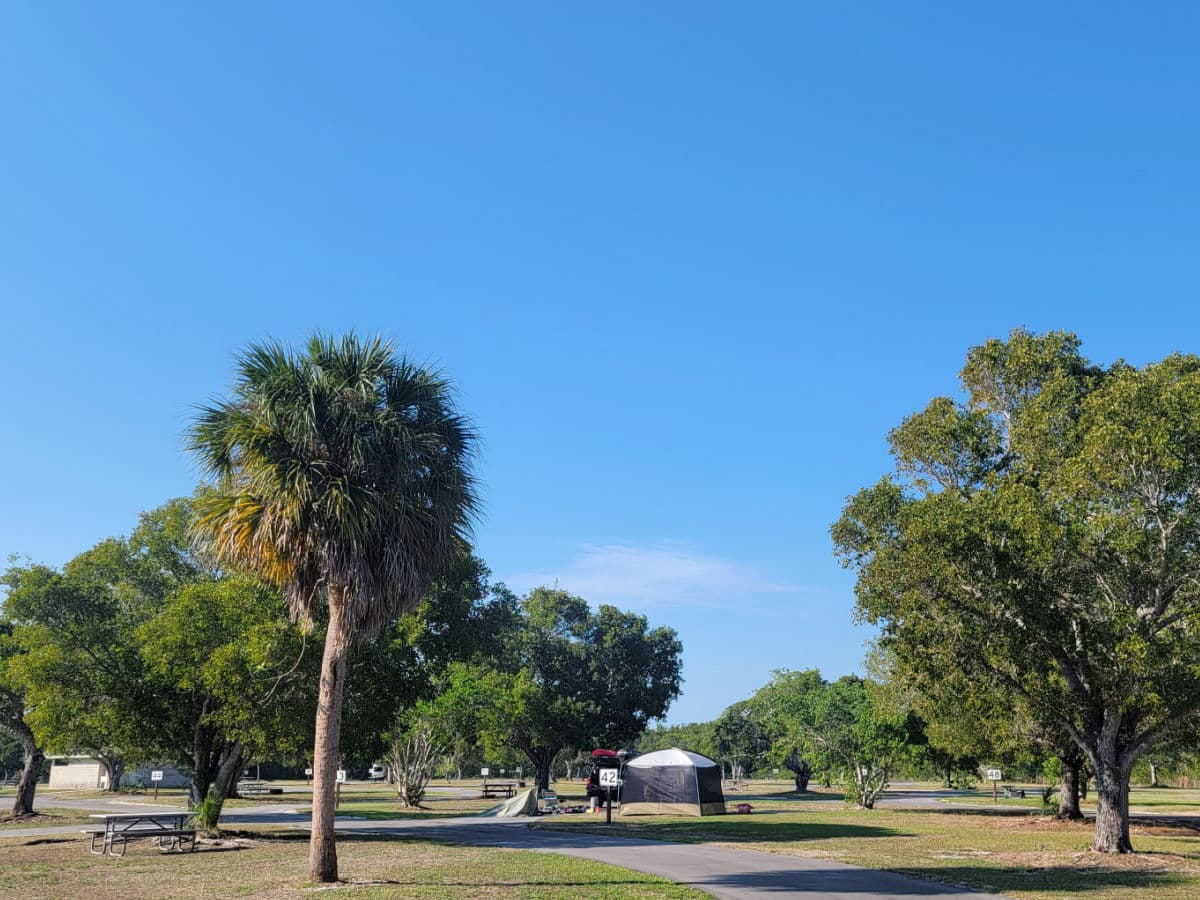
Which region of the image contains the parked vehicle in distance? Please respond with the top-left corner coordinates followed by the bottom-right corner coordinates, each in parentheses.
top-left (586, 749), bottom-right (623, 798)
top-left (367, 764), bottom-right (388, 781)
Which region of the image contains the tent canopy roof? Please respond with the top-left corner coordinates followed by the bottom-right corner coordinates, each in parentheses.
top-left (627, 748), bottom-right (718, 769)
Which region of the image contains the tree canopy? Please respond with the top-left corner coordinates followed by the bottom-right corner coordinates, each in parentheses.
top-left (833, 328), bottom-right (1200, 851)
top-left (426, 586), bottom-right (683, 790)
top-left (2, 498), bottom-right (311, 816)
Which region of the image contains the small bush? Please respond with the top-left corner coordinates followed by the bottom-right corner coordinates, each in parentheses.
top-left (193, 789), bottom-right (223, 831)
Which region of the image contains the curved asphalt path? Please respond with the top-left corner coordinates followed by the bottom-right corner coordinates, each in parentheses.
top-left (348, 817), bottom-right (1004, 899)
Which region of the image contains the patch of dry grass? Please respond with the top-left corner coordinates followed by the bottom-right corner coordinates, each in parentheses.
top-left (0, 832), bottom-right (704, 899)
top-left (0, 808), bottom-right (93, 830)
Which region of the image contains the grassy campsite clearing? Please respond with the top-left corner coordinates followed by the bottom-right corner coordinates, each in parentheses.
top-left (0, 831), bottom-right (705, 899)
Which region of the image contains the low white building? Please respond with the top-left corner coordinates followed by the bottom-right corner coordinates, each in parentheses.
top-left (47, 756), bottom-right (108, 789)
top-left (47, 756), bottom-right (189, 790)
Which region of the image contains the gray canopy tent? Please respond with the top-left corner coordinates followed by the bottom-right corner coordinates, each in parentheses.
top-left (618, 748), bottom-right (726, 816)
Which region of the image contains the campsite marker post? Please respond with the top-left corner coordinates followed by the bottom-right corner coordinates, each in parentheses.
top-left (986, 768), bottom-right (1002, 803)
top-left (151, 769), bottom-right (163, 801)
top-left (599, 767), bottom-right (619, 824)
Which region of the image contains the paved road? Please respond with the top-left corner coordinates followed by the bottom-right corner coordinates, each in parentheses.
top-left (348, 818), bottom-right (1004, 899)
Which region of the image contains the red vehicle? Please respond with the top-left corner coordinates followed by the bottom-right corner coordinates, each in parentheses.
top-left (586, 749), bottom-right (622, 799)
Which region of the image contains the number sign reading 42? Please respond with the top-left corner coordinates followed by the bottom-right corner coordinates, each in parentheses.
top-left (599, 768), bottom-right (619, 788)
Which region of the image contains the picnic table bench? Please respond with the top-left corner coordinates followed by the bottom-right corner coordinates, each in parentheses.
top-left (480, 781), bottom-right (518, 799)
top-left (1002, 785), bottom-right (1027, 799)
top-left (83, 812), bottom-right (195, 857)
top-left (237, 779), bottom-right (284, 796)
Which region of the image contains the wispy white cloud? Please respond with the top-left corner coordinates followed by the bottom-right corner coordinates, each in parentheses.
top-left (508, 541), bottom-right (822, 612)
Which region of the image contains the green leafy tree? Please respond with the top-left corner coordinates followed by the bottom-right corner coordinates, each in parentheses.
top-left (0, 623), bottom-right (43, 815)
top-left (188, 334), bottom-right (478, 882)
top-left (713, 701), bottom-right (767, 782)
top-left (807, 676), bottom-right (925, 809)
top-left (876, 641), bottom-right (1081, 812)
top-left (4, 500), bottom-right (311, 818)
top-left (638, 721), bottom-right (717, 760)
top-left (339, 553), bottom-right (519, 767)
top-left (833, 329), bottom-right (1200, 851)
top-left (2, 531), bottom-right (173, 793)
top-left (431, 587), bottom-right (682, 791)
top-left (747, 669), bottom-right (826, 791)
top-left (138, 574), bottom-right (309, 822)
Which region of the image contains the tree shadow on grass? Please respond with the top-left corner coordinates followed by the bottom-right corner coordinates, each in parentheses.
top-left (890, 864), bottom-right (1193, 896)
top-left (545, 820), bottom-right (909, 845)
top-left (343, 879), bottom-right (678, 889)
top-left (899, 805), bottom-right (1052, 819)
top-left (727, 789), bottom-right (846, 804)
top-left (683, 862), bottom-right (1192, 896)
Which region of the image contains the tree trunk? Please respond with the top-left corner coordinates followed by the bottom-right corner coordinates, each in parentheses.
top-left (189, 724), bottom-right (220, 807)
top-left (12, 732), bottom-right (43, 816)
top-left (216, 743), bottom-right (245, 799)
top-left (309, 590), bottom-right (350, 884)
top-left (193, 742), bottom-right (246, 831)
top-left (1092, 757), bottom-right (1133, 852)
top-left (1058, 757), bottom-right (1083, 820)
top-left (1149, 762), bottom-right (1158, 788)
top-left (526, 747), bottom-right (556, 792)
top-left (99, 756), bottom-right (125, 793)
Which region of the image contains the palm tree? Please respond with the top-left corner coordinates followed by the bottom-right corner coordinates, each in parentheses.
top-left (188, 334), bottom-right (477, 882)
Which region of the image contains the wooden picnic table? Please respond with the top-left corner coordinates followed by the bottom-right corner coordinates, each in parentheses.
top-left (480, 781), bottom-right (518, 799)
top-left (84, 811), bottom-right (195, 857)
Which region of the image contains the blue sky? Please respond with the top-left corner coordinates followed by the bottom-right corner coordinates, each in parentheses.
top-left (2, 3), bottom-right (1199, 724)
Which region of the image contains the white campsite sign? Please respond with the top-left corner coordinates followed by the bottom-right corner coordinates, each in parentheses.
top-left (150, 770), bottom-right (164, 782)
top-left (985, 769), bottom-right (1002, 781)
top-left (305, 768), bottom-right (313, 777)
top-left (481, 767), bottom-right (490, 777)
top-left (599, 768), bottom-right (619, 788)
top-left (336, 769), bottom-right (347, 783)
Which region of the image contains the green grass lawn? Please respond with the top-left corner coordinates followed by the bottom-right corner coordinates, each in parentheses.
top-left (538, 805), bottom-right (1200, 900)
top-left (0, 831), bottom-right (705, 899)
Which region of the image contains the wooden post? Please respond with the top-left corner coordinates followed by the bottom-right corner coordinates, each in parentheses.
top-left (606, 785), bottom-right (612, 824)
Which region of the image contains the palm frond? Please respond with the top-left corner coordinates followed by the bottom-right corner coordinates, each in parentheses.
top-left (188, 332), bottom-right (479, 644)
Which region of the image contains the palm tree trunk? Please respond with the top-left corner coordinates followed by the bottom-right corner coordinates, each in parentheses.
top-left (309, 587), bottom-right (350, 883)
